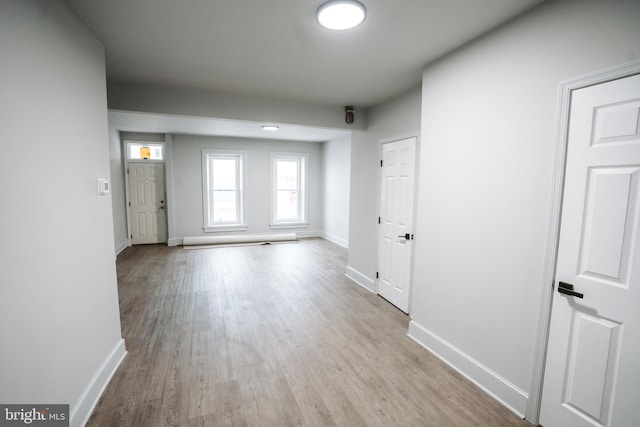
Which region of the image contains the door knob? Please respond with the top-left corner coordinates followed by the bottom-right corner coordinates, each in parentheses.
top-left (159, 206), bottom-right (165, 210)
top-left (397, 233), bottom-right (411, 240)
top-left (558, 281), bottom-right (584, 298)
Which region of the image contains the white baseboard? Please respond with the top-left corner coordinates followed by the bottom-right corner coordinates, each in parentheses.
top-left (167, 237), bottom-right (182, 246)
top-left (407, 320), bottom-right (527, 418)
top-left (174, 230), bottom-right (329, 247)
top-left (114, 239), bottom-right (130, 255)
top-left (70, 338), bottom-right (127, 427)
top-left (320, 231), bottom-right (348, 248)
top-left (345, 265), bottom-right (376, 293)
top-left (294, 229), bottom-right (323, 239)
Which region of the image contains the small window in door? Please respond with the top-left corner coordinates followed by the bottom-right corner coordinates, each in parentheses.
top-left (127, 143), bottom-right (164, 161)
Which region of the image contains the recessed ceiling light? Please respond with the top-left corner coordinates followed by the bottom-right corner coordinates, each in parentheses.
top-left (317, 0), bottom-right (366, 31)
top-left (262, 125), bottom-right (279, 131)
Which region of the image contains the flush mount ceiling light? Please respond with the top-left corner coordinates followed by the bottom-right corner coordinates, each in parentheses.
top-left (262, 125), bottom-right (279, 131)
top-left (317, 0), bottom-right (366, 31)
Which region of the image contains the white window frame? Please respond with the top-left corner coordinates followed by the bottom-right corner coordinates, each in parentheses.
top-left (202, 149), bottom-right (247, 232)
top-left (125, 141), bottom-right (165, 162)
top-left (270, 152), bottom-right (308, 229)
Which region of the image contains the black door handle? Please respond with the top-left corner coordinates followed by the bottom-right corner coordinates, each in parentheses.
top-left (398, 233), bottom-right (411, 240)
top-left (558, 281), bottom-right (584, 299)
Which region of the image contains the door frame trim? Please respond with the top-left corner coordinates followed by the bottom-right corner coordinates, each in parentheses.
top-left (526, 59), bottom-right (640, 424)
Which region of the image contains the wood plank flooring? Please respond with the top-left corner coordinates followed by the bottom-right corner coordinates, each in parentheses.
top-left (88, 238), bottom-right (532, 427)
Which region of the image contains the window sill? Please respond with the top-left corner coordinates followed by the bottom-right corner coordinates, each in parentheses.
top-left (270, 222), bottom-right (309, 230)
top-left (203, 224), bottom-right (248, 233)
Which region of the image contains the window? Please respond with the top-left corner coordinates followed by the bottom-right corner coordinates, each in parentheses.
top-left (127, 142), bottom-right (164, 161)
top-left (271, 153), bottom-right (308, 227)
top-left (202, 150), bottom-right (246, 231)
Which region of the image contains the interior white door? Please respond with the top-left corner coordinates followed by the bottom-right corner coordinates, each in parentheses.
top-left (377, 137), bottom-right (416, 313)
top-left (128, 162), bottom-right (167, 245)
top-left (540, 73), bottom-right (640, 427)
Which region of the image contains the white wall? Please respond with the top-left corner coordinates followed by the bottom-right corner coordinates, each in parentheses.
top-left (0, 1), bottom-right (125, 425)
top-left (322, 136), bottom-right (351, 247)
top-left (170, 134), bottom-right (324, 240)
top-left (346, 86), bottom-right (422, 291)
top-left (409, 0), bottom-right (640, 419)
top-left (109, 126), bottom-right (129, 254)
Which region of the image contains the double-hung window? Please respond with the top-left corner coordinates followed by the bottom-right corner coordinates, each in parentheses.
top-left (202, 150), bottom-right (246, 232)
top-left (271, 153), bottom-right (308, 227)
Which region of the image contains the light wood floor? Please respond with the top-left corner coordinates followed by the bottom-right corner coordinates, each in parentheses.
top-left (88, 238), bottom-right (532, 427)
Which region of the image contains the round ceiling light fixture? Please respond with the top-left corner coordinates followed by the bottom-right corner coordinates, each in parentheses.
top-left (316, 0), bottom-right (366, 31)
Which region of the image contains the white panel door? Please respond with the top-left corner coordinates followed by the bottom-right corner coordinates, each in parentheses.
top-left (540, 73), bottom-right (640, 427)
top-left (129, 162), bottom-right (166, 245)
top-left (377, 137), bottom-right (416, 313)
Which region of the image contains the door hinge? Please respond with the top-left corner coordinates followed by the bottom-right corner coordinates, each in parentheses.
top-left (130, 233), bottom-right (133, 239)
top-left (376, 272), bottom-right (379, 279)
top-left (380, 160), bottom-right (383, 167)
top-left (127, 168), bottom-right (129, 174)
top-left (128, 201), bottom-right (131, 207)
top-left (378, 216), bottom-right (381, 224)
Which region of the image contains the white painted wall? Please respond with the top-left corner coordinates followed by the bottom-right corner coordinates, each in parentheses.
top-left (170, 134), bottom-right (324, 240)
top-left (346, 87), bottom-right (422, 291)
top-left (0, 0), bottom-right (125, 425)
top-left (409, 0), bottom-right (640, 419)
top-left (321, 136), bottom-right (351, 247)
top-left (109, 126), bottom-right (129, 254)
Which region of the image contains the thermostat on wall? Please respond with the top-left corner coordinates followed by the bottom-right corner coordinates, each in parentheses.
top-left (97, 178), bottom-right (110, 195)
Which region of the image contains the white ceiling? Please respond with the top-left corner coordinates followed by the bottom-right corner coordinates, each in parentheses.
top-left (109, 110), bottom-right (351, 142)
top-left (63, 0), bottom-right (543, 108)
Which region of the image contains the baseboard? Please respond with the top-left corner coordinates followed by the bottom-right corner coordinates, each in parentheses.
top-left (345, 265), bottom-right (376, 293)
top-left (320, 231), bottom-right (348, 248)
top-left (172, 230), bottom-right (326, 247)
top-left (70, 338), bottom-right (127, 427)
top-left (167, 237), bottom-right (183, 247)
top-left (407, 320), bottom-right (528, 418)
top-left (114, 239), bottom-right (130, 255)
top-left (294, 229), bottom-right (323, 238)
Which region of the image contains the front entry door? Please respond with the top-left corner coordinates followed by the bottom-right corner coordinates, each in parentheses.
top-left (540, 73), bottom-right (640, 426)
top-left (128, 162), bottom-right (167, 245)
top-left (377, 137), bottom-right (417, 313)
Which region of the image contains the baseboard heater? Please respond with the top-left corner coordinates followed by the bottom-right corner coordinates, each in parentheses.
top-left (182, 233), bottom-right (298, 248)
